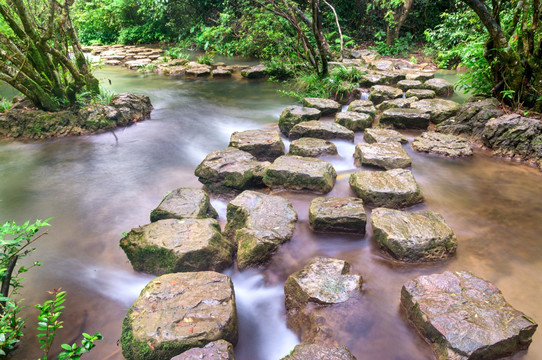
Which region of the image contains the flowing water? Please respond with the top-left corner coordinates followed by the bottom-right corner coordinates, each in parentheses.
top-left (1, 67), bottom-right (541, 360)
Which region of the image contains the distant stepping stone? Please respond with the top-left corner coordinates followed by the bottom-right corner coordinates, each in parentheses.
top-left (171, 340), bottom-right (234, 360)
top-left (211, 68), bottom-right (232, 77)
top-left (405, 72), bottom-right (434, 81)
top-left (121, 272), bottom-right (238, 360)
top-left (150, 187), bottom-right (217, 222)
top-left (369, 85), bottom-right (403, 105)
top-left (241, 64), bottom-right (267, 78)
top-left (289, 137), bottom-right (338, 157)
top-left (225, 190), bottom-right (297, 270)
top-left (309, 197), bottom-right (366, 234)
top-left (263, 155), bottom-right (337, 193)
top-left (302, 97), bottom-right (341, 115)
top-left (186, 67), bottom-right (211, 77)
top-left (423, 78), bottom-right (454, 97)
top-left (349, 169), bottom-right (424, 208)
top-left (410, 99), bottom-right (460, 124)
top-left (279, 105), bottom-right (321, 135)
top-left (335, 111), bottom-right (373, 131)
top-left (412, 131), bottom-right (473, 157)
top-left (371, 208), bottom-right (457, 262)
top-left (359, 73), bottom-right (389, 87)
top-left (377, 97), bottom-right (418, 111)
top-left (380, 108), bottom-right (431, 129)
top-left (397, 79), bottom-right (424, 91)
top-left (401, 271), bottom-right (538, 359)
top-left (120, 218), bottom-right (235, 275)
top-left (289, 120), bottom-right (354, 142)
top-left (347, 100), bottom-right (376, 118)
top-left (229, 129), bottom-right (285, 161)
top-left (405, 89), bottom-right (435, 99)
top-left (364, 128), bottom-right (408, 144)
top-left (283, 344), bottom-right (357, 360)
top-left (354, 142), bottom-right (411, 169)
top-left (194, 148), bottom-right (270, 194)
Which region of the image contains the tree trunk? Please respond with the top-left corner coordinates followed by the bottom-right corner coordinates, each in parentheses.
top-left (386, 0), bottom-right (414, 46)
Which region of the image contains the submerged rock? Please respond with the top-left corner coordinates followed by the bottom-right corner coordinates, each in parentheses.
top-left (405, 89), bottom-right (435, 99)
top-left (354, 142), bottom-right (411, 169)
top-left (410, 99), bottom-right (460, 124)
top-left (278, 106), bottom-right (321, 135)
top-left (121, 272), bottom-right (238, 360)
top-left (364, 128), bottom-right (408, 144)
top-left (229, 129), bottom-right (285, 161)
top-left (120, 218), bottom-right (235, 275)
top-left (309, 197), bottom-right (366, 234)
top-left (241, 64), bottom-right (267, 78)
top-left (369, 85), bottom-right (403, 105)
top-left (423, 78), bottom-right (454, 97)
top-left (263, 155), bottom-right (337, 193)
top-left (289, 120), bottom-right (355, 142)
top-left (289, 137), bottom-right (338, 157)
top-left (347, 100), bottom-right (377, 118)
top-left (194, 148), bottom-right (270, 194)
top-left (282, 344), bottom-right (357, 360)
top-left (225, 190), bottom-right (297, 270)
top-left (150, 187), bottom-right (217, 222)
top-left (401, 271), bottom-right (538, 359)
top-left (380, 108), bottom-right (431, 130)
top-left (171, 340), bottom-right (235, 360)
top-left (349, 169), bottom-right (424, 208)
top-left (335, 111), bottom-right (373, 131)
top-left (412, 131), bottom-right (473, 157)
top-left (371, 208), bottom-right (457, 262)
top-left (302, 98), bottom-right (342, 115)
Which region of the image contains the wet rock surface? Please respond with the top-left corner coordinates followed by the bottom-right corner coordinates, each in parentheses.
top-left (371, 208), bottom-right (457, 262)
top-left (437, 97), bottom-right (504, 137)
top-left (309, 197), bottom-right (366, 234)
top-left (364, 128), bottom-right (408, 144)
top-left (376, 97), bottom-right (418, 112)
top-left (289, 137), bottom-right (338, 157)
top-left (369, 85), bottom-right (404, 105)
top-left (289, 120), bottom-right (355, 142)
top-left (335, 111), bottom-right (373, 131)
top-left (225, 190), bottom-right (297, 269)
top-left (120, 218), bottom-right (235, 275)
top-left (241, 65), bottom-right (267, 78)
top-left (150, 187), bottom-right (217, 222)
top-left (397, 80), bottom-right (424, 91)
top-left (282, 344), bottom-right (357, 360)
top-left (354, 142), bottom-right (411, 169)
top-left (422, 78), bottom-right (454, 97)
top-left (171, 340), bottom-right (235, 360)
top-left (121, 272), bottom-right (238, 360)
top-left (410, 99), bottom-right (460, 124)
top-left (349, 169), bottom-right (424, 208)
top-left (401, 271), bottom-right (538, 359)
top-left (229, 129), bottom-right (285, 161)
top-left (405, 89), bottom-right (435, 99)
top-left (347, 100), bottom-right (377, 118)
top-left (278, 106), bottom-right (321, 135)
top-left (264, 155), bottom-right (337, 193)
top-left (380, 108), bottom-right (431, 129)
top-left (405, 72), bottom-right (434, 81)
top-left (412, 131), bottom-right (473, 157)
top-left (302, 98), bottom-right (342, 115)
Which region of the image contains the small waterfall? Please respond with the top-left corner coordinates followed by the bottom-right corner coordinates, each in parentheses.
top-left (360, 91), bottom-right (369, 100)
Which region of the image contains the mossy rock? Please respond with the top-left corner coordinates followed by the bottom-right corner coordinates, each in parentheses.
top-left (150, 187), bottom-right (217, 222)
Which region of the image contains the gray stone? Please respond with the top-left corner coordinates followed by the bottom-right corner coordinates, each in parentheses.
top-left (335, 111), bottom-right (373, 131)
top-left (405, 72), bottom-right (434, 81)
top-left (121, 272), bottom-right (238, 360)
top-left (282, 344), bottom-right (357, 360)
top-left (349, 169), bottom-right (424, 208)
top-left (354, 142), bottom-right (411, 169)
top-left (150, 188), bottom-right (217, 222)
top-left (410, 99), bottom-right (461, 124)
top-left (364, 128), bottom-right (408, 144)
top-left (371, 208), bottom-right (457, 262)
top-left (397, 80), bottom-right (424, 91)
top-left (376, 97), bottom-right (418, 112)
top-left (278, 106), bottom-right (321, 135)
top-left (347, 100), bottom-right (377, 118)
top-left (401, 271), bottom-right (538, 359)
top-left (380, 108), bottom-right (431, 129)
top-left (369, 85), bottom-right (403, 105)
top-left (302, 98), bottom-right (342, 115)
top-left (241, 65), bottom-right (267, 78)
top-left (289, 120), bottom-right (355, 142)
top-left (186, 68), bottom-right (211, 77)
top-left (211, 68), bottom-right (232, 77)
top-left (376, 71), bottom-right (406, 83)
top-left (229, 129), bottom-right (285, 161)
top-left (405, 89), bottom-right (435, 99)
top-left (412, 131), bottom-right (473, 157)
top-left (359, 73), bottom-right (389, 87)
top-left (289, 138), bottom-right (338, 157)
top-left (371, 60), bottom-right (394, 71)
top-left (423, 78), bottom-right (454, 97)
top-left (171, 340), bottom-right (234, 360)
top-left (309, 197), bottom-right (366, 234)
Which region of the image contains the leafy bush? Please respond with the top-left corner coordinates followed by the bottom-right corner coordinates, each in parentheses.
top-left (372, 33), bottom-right (414, 56)
top-left (197, 53), bottom-right (215, 66)
top-left (164, 47), bottom-right (190, 60)
top-left (0, 98), bottom-right (12, 113)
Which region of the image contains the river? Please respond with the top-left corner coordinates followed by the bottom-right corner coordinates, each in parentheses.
top-left (1, 67), bottom-right (541, 359)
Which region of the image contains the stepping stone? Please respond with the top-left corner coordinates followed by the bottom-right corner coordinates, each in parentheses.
top-left (377, 97), bottom-right (418, 111)
top-left (376, 70), bottom-right (406, 83)
top-left (410, 99), bottom-right (461, 124)
top-left (171, 340), bottom-right (234, 360)
top-left (194, 148), bottom-right (270, 194)
top-left (347, 100), bottom-right (376, 118)
top-left (186, 68), bottom-right (211, 77)
top-left (405, 72), bottom-right (434, 81)
top-left (302, 98), bottom-right (341, 115)
top-left (371, 208), bottom-right (457, 262)
top-left (225, 190), bottom-right (297, 270)
top-left (359, 73), bottom-right (389, 87)
top-left (120, 218), bottom-right (235, 275)
top-left (263, 155), bottom-right (337, 193)
top-left (289, 137), bottom-right (338, 157)
top-left (229, 129), bottom-right (285, 161)
top-left (372, 60), bottom-right (394, 71)
top-left (335, 111), bottom-right (373, 131)
top-left (397, 80), bottom-right (424, 91)
top-left (279, 105), bottom-right (321, 135)
top-left (413, 131), bottom-right (473, 157)
top-left (211, 68), bottom-right (232, 77)
top-left (349, 169), bottom-right (424, 208)
top-left (150, 187), bottom-right (217, 222)
top-left (405, 89), bottom-right (435, 99)
top-left (309, 197), bottom-right (366, 234)
top-left (401, 271), bottom-right (538, 359)
top-left (354, 142), bottom-right (411, 169)
top-left (364, 128), bottom-right (408, 144)
top-left (289, 120), bottom-right (354, 141)
top-left (283, 344), bottom-right (357, 360)
top-left (121, 272), bottom-right (238, 360)
top-left (423, 78), bottom-right (454, 97)
top-left (104, 60), bottom-right (122, 66)
top-left (241, 64), bottom-right (267, 78)
top-left (380, 108), bottom-right (431, 129)
top-left (369, 85), bottom-right (403, 104)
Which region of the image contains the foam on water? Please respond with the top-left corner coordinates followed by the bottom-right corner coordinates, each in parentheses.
top-left (326, 140), bottom-right (356, 172)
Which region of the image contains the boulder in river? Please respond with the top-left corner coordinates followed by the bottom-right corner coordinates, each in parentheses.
top-left (401, 271), bottom-right (538, 359)
top-left (121, 272), bottom-right (238, 360)
top-left (371, 208), bottom-right (457, 262)
top-left (120, 218), bottom-right (235, 275)
top-left (211, 68), bottom-right (232, 78)
top-left (354, 142), bottom-right (411, 169)
top-left (186, 67), bottom-right (211, 77)
top-left (405, 89), bottom-right (435, 99)
top-left (289, 137), bottom-right (338, 157)
top-left (359, 73), bottom-right (389, 87)
top-left (282, 344), bottom-right (357, 360)
top-left (412, 131), bottom-right (473, 157)
top-left (349, 169), bottom-right (424, 208)
top-left (397, 80), bottom-right (424, 91)
top-left (241, 64), bottom-right (267, 78)
top-left (302, 98), bottom-right (342, 115)
top-left (364, 128), bottom-right (408, 144)
top-left (347, 100), bottom-right (377, 118)
top-left (194, 148), bottom-right (270, 194)
top-left (278, 106), bottom-right (321, 135)
top-left (289, 120), bottom-right (355, 142)
top-left (422, 78), bottom-right (454, 97)
top-left (225, 190), bottom-right (297, 270)
top-left (309, 197), bottom-right (366, 234)
top-left (369, 85), bottom-right (403, 105)
top-left (229, 129), bottom-right (285, 161)
top-left (150, 187), bottom-right (217, 222)
top-left (335, 111), bottom-right (373, 132)
top-left (437, 97), bottom-right (504, 137)
top-left (171, 340), bottom-right (234, 360)
top-left (380, 108), bottom-right (431, 130)
top-left (263, 155), bottom-right (337, 193)
top-left (376, 97), bottom-right (418, 112)
top-left (405, 72), bottom-right (434, 82)
top-left (410, 99), bottom-right (461, 124)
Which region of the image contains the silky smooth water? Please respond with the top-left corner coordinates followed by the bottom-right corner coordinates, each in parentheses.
top-left (1, 67), bottom-right (541, 360)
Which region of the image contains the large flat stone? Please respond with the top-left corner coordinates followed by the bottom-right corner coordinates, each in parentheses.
top-left (376, 97), bottom-right (418, 112)
top-left (410, 99), bottom-right (461, 124)
top-left (397, 80), bottom-right (424, 91)
top-left (241, 64), bottom-right (267, 78)
top-left (309, 197), bottom-right (366, 234)
top-left (335, 111), bottom-right (373, 131)
top-left (289, 137), bottom-right (338, 157)
top-left (380, 108), bottom-right (431, 129)
top-left (412, 131), bottom-right (473, 157)
top-left (302, 98), bottom-right (342, 115)
top-left (364, 128), bottom-right (408, 144)
top-left (150, 187), bottom-right (217, 222)
top-left (347, 100), bottom-right (377, 118)
top-left (405, 89), bottom-right (435, 99)
top-left (423, 78), bottom-right (454, 97)
top-left (229, 129), bottom-right (285, 161)
top-left (354, 142), bottom-right (411, 169)
top-left (278, 106), bottom-right (321, 135)
top-left (369, 85), bottom-right (403, 105)
top-left (289, 120), bottom-right (355, 142)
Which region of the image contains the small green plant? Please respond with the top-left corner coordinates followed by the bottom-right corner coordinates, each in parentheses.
top-left (164, 47), bottom-right (190, 61)
top-left (0, 98), bottom-right (12, 113)
top-left (410, 56), bottom-right (417, 64)
top-left (137, 63), bottom-right (156, 73)
top-left (94, 87), bottom-right (115, 105)
top-left (197, 53), bottom-right (214, 66)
